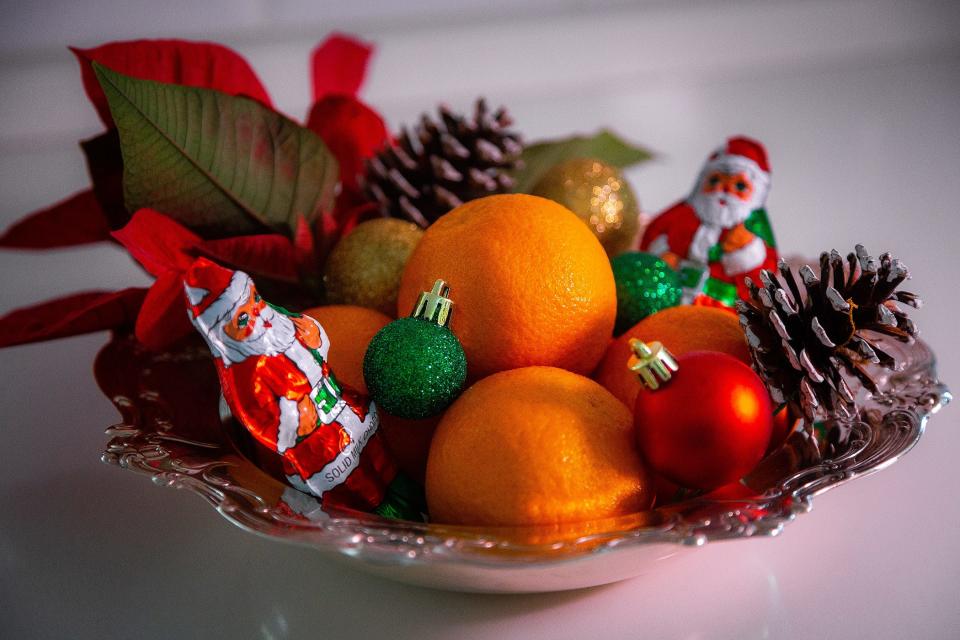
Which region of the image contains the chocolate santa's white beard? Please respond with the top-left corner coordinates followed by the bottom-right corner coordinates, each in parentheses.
top-left (212, 305), bottom-right (297, 365)
top-left (687, 191), bottom-right (753, 229)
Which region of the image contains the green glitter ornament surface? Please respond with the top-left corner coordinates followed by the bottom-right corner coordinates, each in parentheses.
top-left (363, 317), bottom-right (467, 419)
top-left (611, 252), bottom-right (682, 335)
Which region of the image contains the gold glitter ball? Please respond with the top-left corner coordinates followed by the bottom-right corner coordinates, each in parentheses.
top-left (324, 218), bottom-right (425, 316)
top-left (531, 158), bottom-right (640, 257)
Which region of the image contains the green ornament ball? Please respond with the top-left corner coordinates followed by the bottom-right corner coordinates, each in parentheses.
top-left (363, 317), bottom-right (467, 419)
top-left (611, 252), bottom-right (683, 335)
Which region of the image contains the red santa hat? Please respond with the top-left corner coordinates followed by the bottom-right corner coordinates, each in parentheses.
top-left (703, 136), bottom-right (770, 183)
top-left (183, 257), bottom-right (252, 329)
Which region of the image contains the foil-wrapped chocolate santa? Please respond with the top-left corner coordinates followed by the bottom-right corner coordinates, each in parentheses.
top-left (182, 257), bottom-right (403, 514)
top-left (640, 136), bottom-right (778, 306)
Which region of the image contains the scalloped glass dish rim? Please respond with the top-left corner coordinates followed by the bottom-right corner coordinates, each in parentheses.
top-left (101, 333), bottom-right (949, 591)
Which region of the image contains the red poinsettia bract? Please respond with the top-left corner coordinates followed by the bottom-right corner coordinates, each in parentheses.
top-left (0, 34), bottom-right (389, 350)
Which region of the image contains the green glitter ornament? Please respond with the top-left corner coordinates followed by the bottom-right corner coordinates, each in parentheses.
top-left (363, 279), bottom-right (467, 419)
top-left (611, 252), bottom-right (682, 335)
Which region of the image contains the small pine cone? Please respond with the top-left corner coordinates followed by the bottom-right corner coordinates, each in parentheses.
top-left (361, 98), bottom-right (523, 227)
top-left (737, 245), bottom-right (921, 422)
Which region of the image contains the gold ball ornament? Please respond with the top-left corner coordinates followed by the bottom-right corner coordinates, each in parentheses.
top-left (323, 218), bottom-right (424, 315)
top-left (530, 158), bottom-right (640, 257)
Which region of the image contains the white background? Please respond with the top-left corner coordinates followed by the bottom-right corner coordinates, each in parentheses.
top-left (1, 1), bottom-right (958, 638)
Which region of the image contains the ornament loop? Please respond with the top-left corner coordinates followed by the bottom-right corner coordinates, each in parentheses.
top-left (627, 339), bottom-right (679, 391)
top-left (412, 279), bottom-right (454, 327)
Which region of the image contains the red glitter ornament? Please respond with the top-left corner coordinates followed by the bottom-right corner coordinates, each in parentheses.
top-left (629, 340), bottom-right (773, 491)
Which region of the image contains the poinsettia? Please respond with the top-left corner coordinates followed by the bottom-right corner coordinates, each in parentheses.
top-left (109, 209), bottom-right (319, 349)
top-left (0, 34), bottom-right (389, 349)
top-left (0, 32), bottom-right (655, 352)
top-left (307, 34), bottom-right (388, 227)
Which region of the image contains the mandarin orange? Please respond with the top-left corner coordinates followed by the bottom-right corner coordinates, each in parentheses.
top-left (303, 305), bottom-right (391, 394)
top-left (594, 305), bottom-right (750, 410)
top-left (425, 366), bottom-right (653, 526)
top-left (397, 194), bottom-right (616, 379)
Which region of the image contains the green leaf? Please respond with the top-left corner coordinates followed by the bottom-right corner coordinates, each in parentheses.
top-left (92, 62), bottom-right (338, 238)
top-left (513, 129), bottom-right (654, 194)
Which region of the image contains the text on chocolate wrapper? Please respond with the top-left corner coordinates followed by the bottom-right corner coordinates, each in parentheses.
top-left (324, 420), bottom-right (376, 483)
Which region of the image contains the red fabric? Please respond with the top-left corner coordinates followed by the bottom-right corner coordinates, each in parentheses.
top-left (307, 95), bottom-right (388, 190)
top-left (724, 136), bottom-right (769, 173)
top-left (641, 202), bottom-right (700, 259)
top-left (0, 190), bottom-right (111, 249)
top-left (0, 288), bottom-right (146, 348)
top-left (640, 201), bottom-right (778, 299)
top-left (72, 39), bottom-right (272, 127)
top-left (310, 33), bottom-right (373, 100)
top-left (712, 253), bottom-right (779, 301)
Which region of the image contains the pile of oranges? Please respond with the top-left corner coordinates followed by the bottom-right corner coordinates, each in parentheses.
top-left (310, 194), bottom-right (749, 527)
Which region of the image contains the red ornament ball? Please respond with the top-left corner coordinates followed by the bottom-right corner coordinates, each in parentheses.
top-left (633, 351), bottom-right (773, 491)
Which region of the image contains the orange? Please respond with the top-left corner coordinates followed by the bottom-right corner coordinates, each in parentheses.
top-left (594, 305), bottom-right (751, 410)
top-left (425, 366), bottom-right (654, 526)
top-left (397, 194), bottom-right (616, 379)
top-left (303, 305), bottom-right (391, 394)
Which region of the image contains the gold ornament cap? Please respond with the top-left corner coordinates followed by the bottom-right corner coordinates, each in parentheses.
top-left (627, 339), bottom-right (679, 391)
top-left (412, 279), bottom-right (454, 327)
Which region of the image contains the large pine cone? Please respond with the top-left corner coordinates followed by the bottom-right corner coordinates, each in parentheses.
top-left (361, 98), bottom-right (523, 227)
top-left (737, 245), bottom-right (921, 421)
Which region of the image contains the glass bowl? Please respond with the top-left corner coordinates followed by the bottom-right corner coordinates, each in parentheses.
top-left (96, 331), bottom-right (949, 593)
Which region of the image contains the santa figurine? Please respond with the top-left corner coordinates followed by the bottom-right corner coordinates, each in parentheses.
top-left (640, 136), bottom-right (778, 305)
top-left (182, 257), bottom-right (409, 516)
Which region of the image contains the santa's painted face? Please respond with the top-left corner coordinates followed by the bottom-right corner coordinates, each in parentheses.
top-left (223, 284), bottom-right (267, 342)
top-left (212, 283), bottom-right (296, 364)
top-left (689, 168), bottom-right (762, 228)
top-left (703, 171), bottom-right (754, 203)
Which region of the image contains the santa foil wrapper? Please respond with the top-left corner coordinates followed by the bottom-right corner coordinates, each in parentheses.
top-left (182, 257), bottom-right (412, 517)
top-left (641, 136), bottom-right (778, 306)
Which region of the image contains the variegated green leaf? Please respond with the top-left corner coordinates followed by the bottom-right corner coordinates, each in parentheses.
top-left (513, 129), bottom-right (653, 194)
top-left (93, 62), bottom-right (338, 238)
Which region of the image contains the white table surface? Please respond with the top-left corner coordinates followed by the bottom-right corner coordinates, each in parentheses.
top-left (1, 2), bottom-right (959, 638)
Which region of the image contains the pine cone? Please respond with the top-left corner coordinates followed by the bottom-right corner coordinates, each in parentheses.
top-left (362, 98), bottom-right (523, 227)
top-left (737, 245), bottom-right (921, 421)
